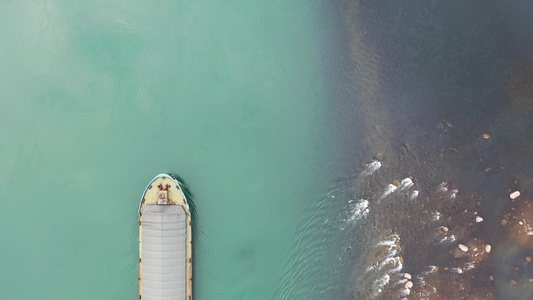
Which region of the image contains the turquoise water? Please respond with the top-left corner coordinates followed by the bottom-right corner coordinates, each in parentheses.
top-left (0, 1), bottom-right (351, 299)
top-left (6, 1), bottom-right (533, 299)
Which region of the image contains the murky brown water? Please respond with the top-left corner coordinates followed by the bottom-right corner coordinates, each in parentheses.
top-left (328, 1), bottom-right (533, 299)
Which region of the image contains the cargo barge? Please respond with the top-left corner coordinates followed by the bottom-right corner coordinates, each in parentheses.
top-left (139, 174), bottom-right (192, 300)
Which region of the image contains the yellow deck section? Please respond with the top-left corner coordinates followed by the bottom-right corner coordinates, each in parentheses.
top-left (139, 175), bottom-right (192, 300)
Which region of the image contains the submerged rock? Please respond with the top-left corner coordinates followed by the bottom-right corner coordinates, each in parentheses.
top-left (404, 281), bottom-right (413, 289)
top-left (458, 244), bottom-right (469, 252)
top-left (510, 191), bottom-right (521, 199)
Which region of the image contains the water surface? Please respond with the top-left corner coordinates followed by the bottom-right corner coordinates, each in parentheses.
top-left (330, 1), bottom-right (533, 299)
top-left (0, 1), bottom-right (346, 299)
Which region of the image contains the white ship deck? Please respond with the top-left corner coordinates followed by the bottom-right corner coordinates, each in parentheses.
top-left (139, 174), bottom-right (192, 300)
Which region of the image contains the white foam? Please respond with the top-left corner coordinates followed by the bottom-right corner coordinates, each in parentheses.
top-left (366, 262), bottom-right (379, 273)
top-left (437, 182), bottom-right (448, 193)
top-left (400, 288), bottom-right (411, 297)
top-left (370, 255), bottom-right (402, 274)
top-left (436, 234), bottom-right (456, 244)
top-left (421, 265), bottom-right (438, 275)
top-left (463, 262), bottom-right (475, 271)
top-left (417, 277), bottom-right (426, 287)
top-left (348, 199), bottom-right (369, 222)
top-left (400, 178), bottom-right (414, 190)
top-left (377, 234), bottom-right (401, 246)
top-left (449, 189), bottom-right (458, 200)
top-left (390, 257), bottom-right (403, 273)
top-left (451, 267), bottom-right (463, 274)
top-left (374, 236), bottom-right (403, 273)
top-left (362, 160), bottom-right (381, 176)
top-left (371, 274), bottom-right (390, 298)
top-left (380, 184), bottom-right (398, 199)
top-left (377, 240), bottom-right (397, 247)
top-left (367, 235), bottom-right (403, 274)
